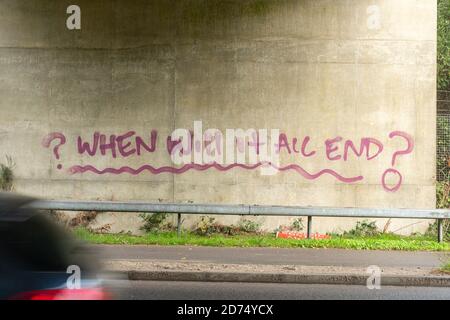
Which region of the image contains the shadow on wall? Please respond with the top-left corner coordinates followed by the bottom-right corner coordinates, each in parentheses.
top-left (2, 0), bottom-right (278, 45)
top-left (2, 0), bottom-right (366, 48)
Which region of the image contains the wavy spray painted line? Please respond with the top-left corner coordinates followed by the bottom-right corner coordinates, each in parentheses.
top-left (69, 162), bottom-right (363, 184)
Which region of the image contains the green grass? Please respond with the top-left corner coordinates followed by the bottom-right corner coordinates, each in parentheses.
top-left (74, 228), bottom-right (450, 251)
top-left (442, 262), bottom-right (450, 274)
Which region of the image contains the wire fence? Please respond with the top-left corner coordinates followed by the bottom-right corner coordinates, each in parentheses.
top-left (437, 90), bottom-right (450, 181)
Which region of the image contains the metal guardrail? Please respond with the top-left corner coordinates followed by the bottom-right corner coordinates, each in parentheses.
top-left (28, 200), bottom-right (449, 242)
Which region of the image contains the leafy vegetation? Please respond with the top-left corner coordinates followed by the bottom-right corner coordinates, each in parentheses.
top-left (74, 228), bottom-right (449, 251)
top-left (193, 216), bottom-right (230, 236)
top-left (434, 168), bottom-right (450, 242)
top-left (68, 211), bottom-right (98, 228)
top-left (193, 216), bottom-right (262, 236)
top-left (0, 155), bottom-right (14, 192)
top-left (342, 220), bottom-right (380, 238)
top-left (437, 179), bottom-right (450, 209)
top-left (139, 213), bottom-right (174, 233)
top-left (237, 218), bottom-right (262, 233)
top-left (437, 116), bottom-right (450, 182)
top-left (442, 262), bottom-right (450, 274)
top-left (290, 218), bottom-right (304, 232)
top-left (274, 218), bottom-right (304, 233)
top-left (426, 219), bottom-right (450, 242)
top-left (438, 0), bottom-right (450, 90)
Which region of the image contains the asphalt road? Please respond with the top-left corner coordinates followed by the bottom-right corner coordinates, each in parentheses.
top-left (96, 245), bottom-right (449, 268)
top-left (106, 280), bottom-right (450, 300)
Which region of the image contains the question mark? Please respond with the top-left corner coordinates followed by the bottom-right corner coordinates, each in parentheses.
top-left (42, 132), bottom-right (66, 170)
top-left (382, 131), bottom-right (414, 192)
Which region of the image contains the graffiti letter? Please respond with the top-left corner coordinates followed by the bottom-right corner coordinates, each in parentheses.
top-left (99, 134), bottom-right (117, 158)
top-left (301, 136), bottom-right (316, 157)
top-left (116, 131), bottom-right (136, 157)
top-left (325, 137), bottom-right (342, 161)
top-left (277, 133), bottom-right (291, 154)
top-left (259, 129), bottom-right (280, 176)
top-left (343, 138), bottom-right (384, 161)
top-left (77, 132), bottom-right (100, 156)
top-left (248, 131), bottom-right (263, 155)
top-left (136, 130), bottom-right (158, 155)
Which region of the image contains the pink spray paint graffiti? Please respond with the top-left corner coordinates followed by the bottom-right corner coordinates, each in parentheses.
top-left (68, 162), bottom-right (364, 184)
top-left (381, 131), bottom-right (414, 192)
top-left (77, 130), bottom-right (158, 158)
top-left (42, 132), bottom-right (66, 170)
top-left (41, 127), bottom-right (414, 192)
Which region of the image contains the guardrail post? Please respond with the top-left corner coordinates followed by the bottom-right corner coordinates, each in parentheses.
top-left (307, 216), bottom-right (312, 239)
top-left (177, 213), bottom-right (182, 237)
top-left (437, 219), bottom-right (443, 243)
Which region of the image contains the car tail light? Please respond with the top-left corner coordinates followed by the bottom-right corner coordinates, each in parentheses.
top-left (9, 288), bottom-right (111, 300)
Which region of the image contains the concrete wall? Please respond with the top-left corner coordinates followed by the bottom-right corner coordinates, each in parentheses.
top-left (0, 0), bottom-right (437, 234)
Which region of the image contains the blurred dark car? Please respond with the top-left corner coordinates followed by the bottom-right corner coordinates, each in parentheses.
top-left (0, 193), bottom-right (110, 300)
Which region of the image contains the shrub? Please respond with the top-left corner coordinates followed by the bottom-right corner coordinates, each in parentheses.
top-left (237, 218), bottom-right (262, 234)
top-left (193, 216), bottom-right (240, 236)
top-left (193, 216), bottom-right (217, 236)
top-left (291, 218), bottom-right (304, 231)
top-left (343, 220), bottom-right (380, 237)
top-left (68, 211), bottom-right (98, 228)
top-left (437, 180), bottom-right (450, 209)
top-left (139, 213), bottom-right (171, 233)
top-left (193, 216), bottom-right (262, 236)
top-left (0, 155), bottom-right (14, 191)
top-left (274, 218), bottom-right (304, 233)
top-left (426, 220), bottom-right (450, 242)
top-left (442, 262), bottom-right (450, 274)
top-left (435, 176), bottom-right (450, 242)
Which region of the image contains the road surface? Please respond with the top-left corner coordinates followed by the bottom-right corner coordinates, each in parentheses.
top-left (106, 280), bottom-right (450, 300)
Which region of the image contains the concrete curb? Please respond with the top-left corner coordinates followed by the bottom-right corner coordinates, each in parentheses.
top-left (115, 270), bottom-right (450, 287)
